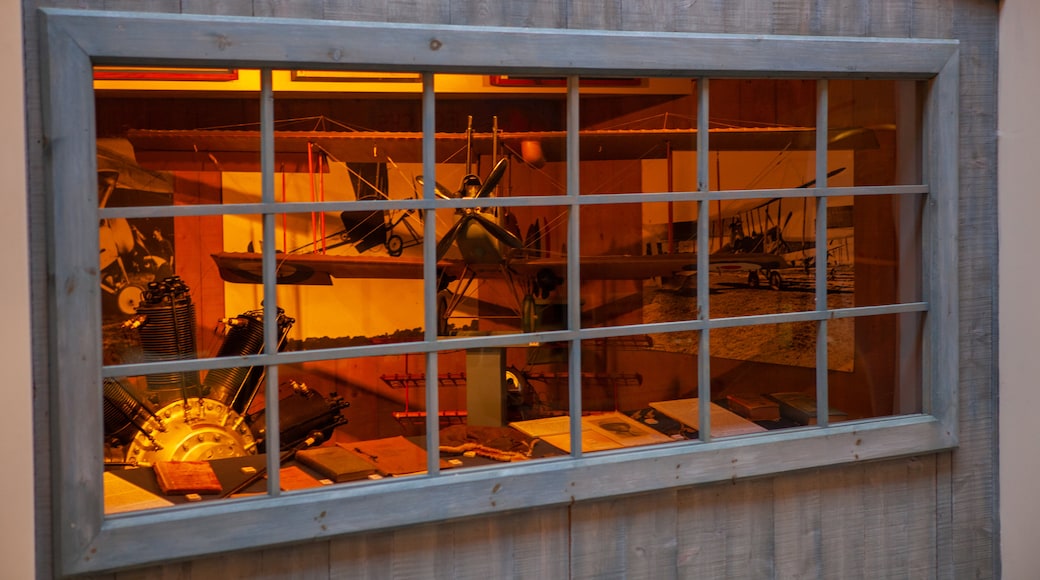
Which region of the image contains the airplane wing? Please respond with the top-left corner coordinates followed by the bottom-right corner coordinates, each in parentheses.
top-left (508, 252), bottom-right (787, 280)
top-left (212, 252), bottom-right (466, 285)
top-left (211, 252), bottom-right (695, 285)
top-left (703, 252), bottom-right (789, 272)
top-left (213, 251), bottom-right (786, 285)
top-left (129, 128), bottom-right (878, 164)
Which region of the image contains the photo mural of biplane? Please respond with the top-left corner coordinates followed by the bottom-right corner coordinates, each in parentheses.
top-left (97, 139), bottom-right (177, 315)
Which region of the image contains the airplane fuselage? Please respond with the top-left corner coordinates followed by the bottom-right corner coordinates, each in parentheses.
top-left (457, 214), bottom-right (506, 265)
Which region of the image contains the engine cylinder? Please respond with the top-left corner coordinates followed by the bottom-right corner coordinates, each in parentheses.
top-left (203, 308), bottom-right (294, 414)
top-left (135, 276), bottom-right (200, 393)
top-left (102, 377), bottom-right (153, 446)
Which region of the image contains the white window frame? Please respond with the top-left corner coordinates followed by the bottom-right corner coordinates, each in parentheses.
top-left (40, 8), bottom-right (959, 575)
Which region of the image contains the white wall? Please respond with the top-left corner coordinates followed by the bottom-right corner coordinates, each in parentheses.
top-left (1, 2), bottom-right (36, 579)
top-left (998, 1), bottom-right (1040, 577)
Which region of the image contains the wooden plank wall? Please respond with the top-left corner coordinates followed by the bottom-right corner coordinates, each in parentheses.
top-left (21, 0), bottom-right (997, 578)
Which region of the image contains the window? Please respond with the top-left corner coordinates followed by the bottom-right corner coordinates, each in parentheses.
top-left (41, 9), bottom-right (959, 574)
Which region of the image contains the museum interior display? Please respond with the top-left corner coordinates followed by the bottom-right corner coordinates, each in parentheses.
top-left (94, 68), bottom-right (924, 513)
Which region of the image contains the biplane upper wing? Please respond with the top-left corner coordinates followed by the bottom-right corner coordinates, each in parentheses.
top-left (212, 250), bottom-right (785, 286)
top-left (128, 128), bottom-right (878, 165)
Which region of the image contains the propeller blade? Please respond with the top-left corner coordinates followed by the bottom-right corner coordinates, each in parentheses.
top-left (471, 211), bottom-right (524, 250)
top-left (437, 217), bottom-right (467, 260)
top-left (476, 157), bottom-right (509, 199)
top-left (416, 175), bottom-right (455, 200)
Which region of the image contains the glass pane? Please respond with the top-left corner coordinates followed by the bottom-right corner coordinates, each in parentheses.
top-left (579, 76), bottom-right (698, 196)
top-left (436, 205), bottom-right (569, 336)
top-left (500, 334), bottom-right (693, 452)
top-left (710, 320), bottom-right (818, 370)
top-left (435, 73), bottom-right (568, 197)
top-left (99, 214), bottom-right (179, 322)
top-left (207, 209), bottom-right (427, 349)
top-left (94, 64), bottom-right (932, 516)
top-left (579, 201), bottom-right (698, 327)
top-left (272, 69), bottom-right (424, 205)
top-left (829, 312), bottom-right (924, 421)
top-left (95, 67), bottom-right (261, 207)
top-left (440, 345), bottom-right (572, 466)
top-left (829, 80), bottom-right (922, 187)
top-left (277, 208), bottom-right (425, 347)
top-left (510, 339), bottom-right (685, 455)
top-left (709, 321), bottom-right (818, 433)
top-left (103, 214), bottom-right (265, 369)
top-left (710, 79), bottom-right (818, 193)
top-left (266, 356), bottom-right (434, 494)
top-left (581, 333), bottom-right (694, 438)
top-left (832, 193), bottom-right (924, 309)
top-left (102, 369), bottom-right (274, 513)
top-left (708, 195), bottom-right (819, 317)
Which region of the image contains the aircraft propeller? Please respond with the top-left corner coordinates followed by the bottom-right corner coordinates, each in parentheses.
top-left (417, 156), bottom-right (509, 201)
top-left (432, 157), bottom-right (522, 260)
top-left (474, 157), bottom-right (508, 199)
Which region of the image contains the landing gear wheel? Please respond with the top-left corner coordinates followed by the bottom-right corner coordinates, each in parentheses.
top-left (747, 270), bottom-right (761, 289)
top-left (116, 284), bottom-right (144, 315)
top-left (505, 367), bottom-right (527, 395)
top-left (768, 271), bottom-right (783, 290)
top-left (521, 295), bottom-right (537, 333)
top-left (386, 235), bottom-right (403, 257)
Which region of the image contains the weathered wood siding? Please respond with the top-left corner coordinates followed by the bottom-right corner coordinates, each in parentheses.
top-left (23, 0), bottom-right (997, 577)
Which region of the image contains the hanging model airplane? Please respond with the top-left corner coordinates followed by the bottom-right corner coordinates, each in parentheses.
top-left (211, 155), bottom-right (796, 334)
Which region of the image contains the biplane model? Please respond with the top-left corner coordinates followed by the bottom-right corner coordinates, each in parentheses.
top-left (210, 155), bottom-right (794, 334)
top-left (124, 119), bottom-right (871, 332)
